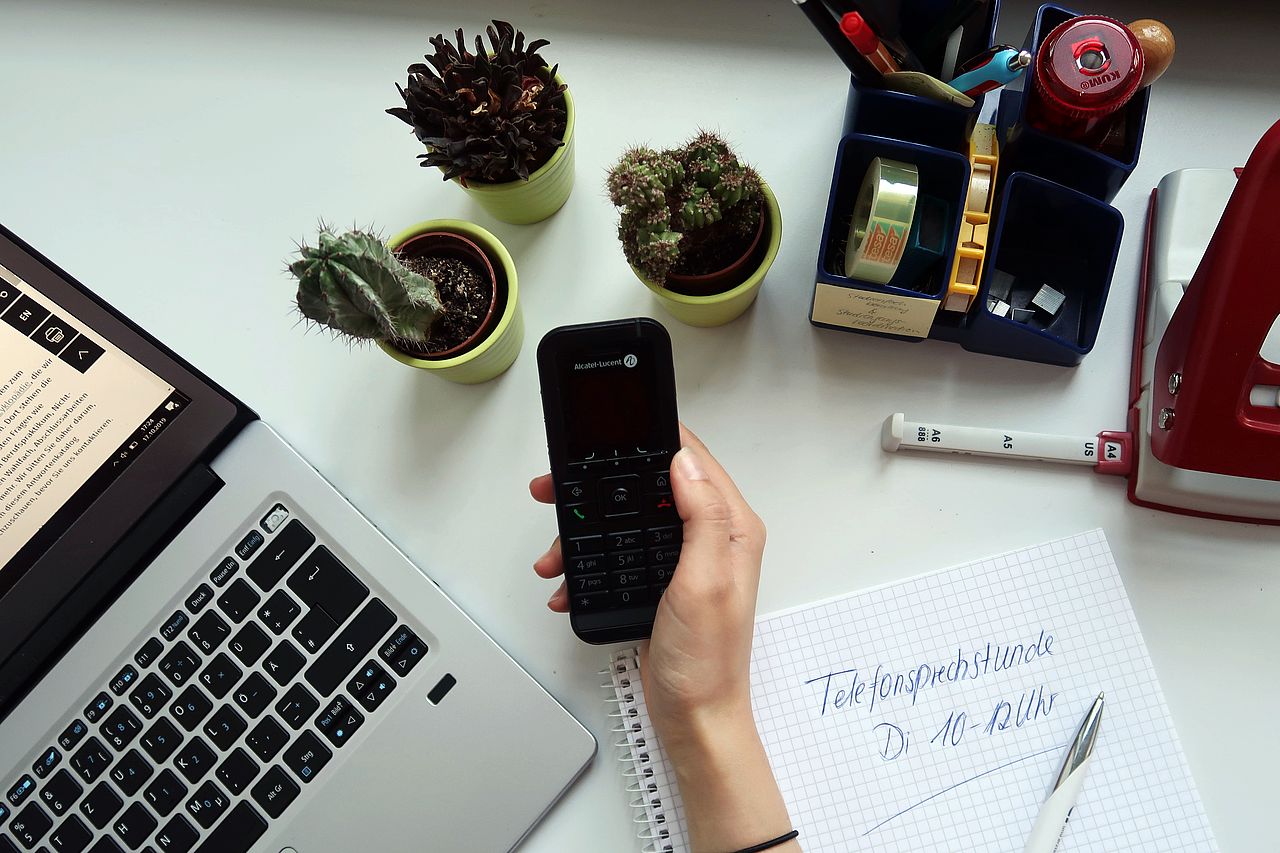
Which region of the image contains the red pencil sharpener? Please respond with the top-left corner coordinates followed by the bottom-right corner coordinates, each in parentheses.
top-left (1028, 15), bottom-right (1143, 148)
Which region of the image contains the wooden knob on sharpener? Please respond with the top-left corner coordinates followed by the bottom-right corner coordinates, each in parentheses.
top-left (1128, 19), bottom-right (1175, 88)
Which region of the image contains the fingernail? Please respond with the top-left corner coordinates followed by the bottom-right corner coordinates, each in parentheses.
top-left (547, 592), bottom-right (558, 608)
top-left (675, 446), bottom-right (709, 481)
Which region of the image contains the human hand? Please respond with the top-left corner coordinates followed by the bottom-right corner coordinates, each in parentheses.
top-left (532, 426), bottom-right (797, 852)
top-left (529, 424), bottom-right (767, 745)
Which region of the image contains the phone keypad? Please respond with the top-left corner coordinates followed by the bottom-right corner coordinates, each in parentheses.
top-left (561, 458), bottom-right (681, 614)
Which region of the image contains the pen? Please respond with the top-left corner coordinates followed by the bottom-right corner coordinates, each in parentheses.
top-left (840, 12), bottom-right (900, 76)
top-left (791, 0), bottom-right (877, 83)
top-left (1023, 693), bottom-right (1105, 853)
top-left (948, 45), bottom-right (1032, 97)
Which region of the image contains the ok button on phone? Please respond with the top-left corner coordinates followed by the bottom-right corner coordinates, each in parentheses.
top-left (599, 475), bottom-right (639, 517)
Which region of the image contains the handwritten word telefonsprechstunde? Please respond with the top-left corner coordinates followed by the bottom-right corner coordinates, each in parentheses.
top-left (803, 629), bottom-right (1055, 716)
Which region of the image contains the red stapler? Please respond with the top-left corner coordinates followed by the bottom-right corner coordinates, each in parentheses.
top-left (1129, 118), bottom-right (1280, 523)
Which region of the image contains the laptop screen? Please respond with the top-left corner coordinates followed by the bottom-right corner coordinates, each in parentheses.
top-left (0, 264), bottom-right (190, 590)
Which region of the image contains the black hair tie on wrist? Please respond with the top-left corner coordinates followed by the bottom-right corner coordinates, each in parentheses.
top-left (730, 829), bottom-right (799, 853)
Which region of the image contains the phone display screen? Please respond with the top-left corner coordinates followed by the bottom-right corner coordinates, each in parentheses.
top-left (557, 340), bottom-right (664, 465)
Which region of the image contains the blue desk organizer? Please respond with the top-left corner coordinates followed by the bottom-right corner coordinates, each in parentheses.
top-left (811, 2), bottom-right (1138, 367)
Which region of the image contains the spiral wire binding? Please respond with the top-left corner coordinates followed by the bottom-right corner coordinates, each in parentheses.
top-left (603, 650), bottom-right (674, 853)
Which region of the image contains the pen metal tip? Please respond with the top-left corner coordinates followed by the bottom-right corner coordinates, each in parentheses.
top-left (1097, 691), bottom-right (1105, 700)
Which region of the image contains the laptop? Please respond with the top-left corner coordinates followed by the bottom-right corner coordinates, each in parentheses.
top-left (0, 225), bottom-right (595, 853)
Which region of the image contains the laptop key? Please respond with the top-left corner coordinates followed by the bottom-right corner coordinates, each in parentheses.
top-left (158, 643), bottom-right (200, 688)
top-left (57, 722), bottom-right (88, 753)
top-left (139, 719), bottom-right (182, 764)
top-left (246, 520), bottom-right (314, 592)
top-left (153, 814), bottom-right (197, 853)
top-left (100, 707), bottom-right (143, 751)
top-left (69, 739), bottom-right (111, 784)
top-left (209, 556), bottom-right (239, 588)
top-left (288, 546), bottom-right (367, 625)
top-left (257, 590), bottom-right (301, 635)
top-left (190, 801), bottom-right (266, 853)
top-left (348, 661), bottom-right (395, 713)
top-left (0, 836), bottom-right (15, 853)
top-left (196, 654), bottom-right (241, 701)
top-left (108, 666), bottom-right (138, 697)
top-left (88, 838), bottom-right (124, 853)
top-left (37, 770), bottom-right (81, 816)
top-left (172, 739), bottom-right (215, 785)
top-left (31, 748), bottom-right (60, 779)
top-left (159, 613), bottom-right (188, 643)
top-left (275, 685), bottom-right (318, 731)
top-left (183, 782), bottom-right (228, 830)
top-left (112, 802), bottom-right (157, 850)
top-left (235, 530), bottom-right (265, 562)
top-left (109, 751), bottom-right (152, 798)
top-left (282, 732), bottom-right (330, 784)
top-left (215, 580), bottom-right (259, 625)
top-left (184, 585), bottom-right (213, 616)
top-left (249, 766), bottom-right (298, 820)
top-left (214, 749), bottom-right (258, 796)
top-left (134, 639), bottom-right (163, 670)
top-left (83, 694), bottom-right (112, 725)
top-left (128, 675), bottom-right (172, 720)
top-left (231, 674), bottom-right (275, 720)
top-left (315, 695), bottom-right (363, 748)
top-left (78, 782), bottom-right (122, 830)
top-left (202, 706), bottom-right (246, 752)
top-left (227, 623), bottom-right (269, 667)
top-left (169, 687), bottom-right (213, 733)
top-left (290, 609), bottom-right (336, 655)
top-left (48, 814), bottom-right (92, 852)
top-left (9, 801), bottom-right (52, 847)
top-left (304, 599), bottom-right (395, 696)
top-left (142, 771), bottom-right (186, 818)
top-left (243, 717), bottom-right (288, 763)
top-left (6, 775), bottom-right (35, 808)
top-left (185, 613), bottom-right (230, 656)
top-left (261, 641), bottom-right (304, 686)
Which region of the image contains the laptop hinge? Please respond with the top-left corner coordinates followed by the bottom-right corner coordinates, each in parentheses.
top-left (0, 464), bottom-right (223, 719)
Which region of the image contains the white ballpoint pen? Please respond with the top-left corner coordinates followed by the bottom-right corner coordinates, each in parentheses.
top-left (1023, 693), bottom-right (1105, 853)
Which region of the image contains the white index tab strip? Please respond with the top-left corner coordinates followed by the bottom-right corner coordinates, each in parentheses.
top-left (882, 413), bottom-right (1107, 467)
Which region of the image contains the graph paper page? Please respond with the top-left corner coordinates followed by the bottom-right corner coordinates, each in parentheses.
top-left (617, 530), bottom-right (1216, 852)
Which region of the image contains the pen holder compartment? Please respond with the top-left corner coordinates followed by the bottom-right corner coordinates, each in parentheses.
top-left (811, 134), bottom-right (969, 343)
top-left (965, 172), bottom-right (1123, 365)
top-left (994, 3), bottom-right (1150, 202)
top-left (842, 0), bottom-right (1000, 153)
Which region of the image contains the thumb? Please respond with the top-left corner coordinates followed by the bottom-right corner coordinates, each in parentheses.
top-left (669, 445), bottom-right (733, 575)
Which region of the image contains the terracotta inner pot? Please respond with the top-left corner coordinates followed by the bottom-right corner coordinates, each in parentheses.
top-left (392, 231), bottom-right (503, 360)
top-left (664, 198), bottom-right (770, 297)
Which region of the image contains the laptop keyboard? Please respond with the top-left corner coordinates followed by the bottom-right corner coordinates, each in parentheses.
top-left (1, 503), bottom-right (438, 853)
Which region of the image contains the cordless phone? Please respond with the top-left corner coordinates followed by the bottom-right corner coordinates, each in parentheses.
top-left (536, 318), bottom-right (682, 644)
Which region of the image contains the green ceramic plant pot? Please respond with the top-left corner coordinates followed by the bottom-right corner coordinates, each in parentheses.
top-left (379, 220), bottom-right (523, 384)
top-left (635, 183), bottom-right (782, 327)
top-left (454, 80), bottom-right (576, 225)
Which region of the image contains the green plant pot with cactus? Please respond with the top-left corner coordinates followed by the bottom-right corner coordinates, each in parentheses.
top-left (288, 222), bottom-right (522, 384)
top-left (389, 21), bottom-right (575, 226)
top-left (607, 132), bottom-right (782, 327)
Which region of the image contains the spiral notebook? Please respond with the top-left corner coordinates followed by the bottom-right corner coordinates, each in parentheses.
top-left (606, 530), bottom-right (1216, 852)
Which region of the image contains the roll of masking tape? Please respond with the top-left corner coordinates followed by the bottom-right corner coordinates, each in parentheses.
top-left (844, 157), bottom-right (920, 284)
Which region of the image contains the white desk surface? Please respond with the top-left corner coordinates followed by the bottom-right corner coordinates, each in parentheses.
top-left (3, 0), bottom-right (1277, 850)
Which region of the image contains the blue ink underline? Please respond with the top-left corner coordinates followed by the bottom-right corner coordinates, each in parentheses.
top-left (862, 745), bottom-right (1063, 837)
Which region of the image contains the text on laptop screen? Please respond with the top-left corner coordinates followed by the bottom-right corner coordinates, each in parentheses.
top-left (0, 265), bottom-right (189, 576)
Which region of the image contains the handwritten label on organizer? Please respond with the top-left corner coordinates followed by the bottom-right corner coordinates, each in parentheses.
top-left (812, 283), bottom-right (938, 338)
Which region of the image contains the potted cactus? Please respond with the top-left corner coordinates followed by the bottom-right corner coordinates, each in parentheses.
top-left (607, 132), bottom-right (783, 327)
top-left (288, 222), bottom-right (522, 384)
top-left (388, 21), bottom-right (574, 225)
